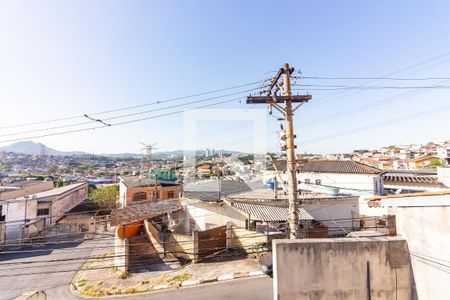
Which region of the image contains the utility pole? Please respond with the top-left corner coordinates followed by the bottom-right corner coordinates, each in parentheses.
top-left (247, 63), bottom-right (312, 239)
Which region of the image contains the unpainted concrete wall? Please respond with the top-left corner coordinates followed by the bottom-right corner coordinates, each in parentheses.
top-left (273, 237), bottom-right (415, 300)
top-left (114, 237), bottom-right (129, 273)
top-left (388, 203), bottom-right (450, 300)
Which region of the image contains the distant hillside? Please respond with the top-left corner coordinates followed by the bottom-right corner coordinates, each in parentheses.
top-left (0, 141), bottom-right (247, 157)
top-left (0, 141), bottom-right (87, 156)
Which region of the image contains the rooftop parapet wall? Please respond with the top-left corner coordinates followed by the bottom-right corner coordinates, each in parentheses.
top-left (273, 237), bottom-right (415, 300)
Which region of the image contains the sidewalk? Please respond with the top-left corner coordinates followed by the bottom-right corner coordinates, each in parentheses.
top-left (71, 248), bottom-right (265, 297)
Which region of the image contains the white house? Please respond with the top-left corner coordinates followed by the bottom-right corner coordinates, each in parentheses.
top-left (2, 183), bottom-right (87, 244)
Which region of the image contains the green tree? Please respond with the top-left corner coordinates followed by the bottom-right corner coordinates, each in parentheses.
top-left (54, 179), bottom-right (68, 188)
top-left (428, 159), bottom-right (443, 169)
top-left (89, 185), bottom-right (119, 210)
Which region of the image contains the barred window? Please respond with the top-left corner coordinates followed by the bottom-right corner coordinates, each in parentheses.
top-left (37, 208), bottom-right (49, 216)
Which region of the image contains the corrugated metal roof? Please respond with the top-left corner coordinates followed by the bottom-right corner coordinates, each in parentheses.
top-left (232, 202), bottom-right (314, 222)
top-left (382, 173), bottom-right (440, 184)
top-left (300, 160), bottom-right (382, 174)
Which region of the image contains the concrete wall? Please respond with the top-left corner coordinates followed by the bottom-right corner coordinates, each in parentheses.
top-left (114, 237), bottom-right (129, 273)
top-left (50, 184), bottom-right (87, 224)
top-left (0, 222), bottom-right (4, 246)
top-left (273, 237), bottom-right (415, 300)
top-left (383, 196), bottom-right (450, 300)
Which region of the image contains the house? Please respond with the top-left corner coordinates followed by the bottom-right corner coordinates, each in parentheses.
top-left (296, 160), bottom-right (382, 193)
top-left (264, 160), bottom-right (384, 216)
top-left (407, 155), bottom-right (442, 169)
top-left (0, 180), bottom-right (54, 202)
top-left (2, 182), bottom-right (88, 244)
top-left (118, 176), bottom-right (182, 208)
top-left (227, 188), bottom-right (360, 237)
top-left (195, 163), bottom-right (213, 178)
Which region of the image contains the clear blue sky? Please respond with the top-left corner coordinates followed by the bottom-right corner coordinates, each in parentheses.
top-left (1, 1), bottom-right (450, 154)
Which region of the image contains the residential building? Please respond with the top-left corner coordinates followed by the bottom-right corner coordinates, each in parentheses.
top-left (2, 182), bottom-right (87, 244)
top-left (118, 176), bottom-right (181, 208)
top-left (407, 155), bottom-right (442, 169)
top-left (265, 160), bottom-right (384, 216)
top-left (0, 180), bottom-right (54, 202)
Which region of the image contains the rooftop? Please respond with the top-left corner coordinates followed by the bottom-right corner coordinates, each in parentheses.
top-left (183, 179), bottom-right (255, 202)
top-left (367, 190), bottom-right (450, 201)
top-left (110, 201), bottom-right (181, 226)
top-left (120, 176), bottom-right (180, 188)
top-left (382, 172), bottom-right (440, 185)
top-left (300, 160), bottom-right (382, 174)
top-left (0, 180), bottom-right (51, 193)
top-left (230, 201), bottom-right (314, 222)
top-left (11, 182), bottom-right (87, 202)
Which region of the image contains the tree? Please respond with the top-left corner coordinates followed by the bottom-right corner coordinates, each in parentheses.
top-left (89, 185), bottom-right (119, 210)
top-left (428, 158), bottom-right (443, 169)
top-left (54, 179), bottom-right (68, 188)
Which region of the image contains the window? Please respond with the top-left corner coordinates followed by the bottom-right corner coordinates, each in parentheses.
top-left (315, 179), bottom-right (322, 185)
top-left (132, 192), bottom-right (147, 201)
top-left (37, 208), bottom-right (49, 216)
top-left (167, 191), bottom-right (175, 199)
top-left (297, 180), bottom-right (301, 184)
top-left (305, 179), bottom-right (311, 184)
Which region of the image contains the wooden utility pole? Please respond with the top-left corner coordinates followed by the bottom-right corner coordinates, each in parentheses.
top-left (247, 63), bottom-right (311, 239)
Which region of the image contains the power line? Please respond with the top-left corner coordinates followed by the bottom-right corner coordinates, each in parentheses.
top-left (298, 76), bottom-right (450, 81)
top-left (0, 80), bottom-right (264, 130)
top-left (0, 96), bottom-right (246, 144)
top-left (0, 88), bottom-right (260, 139)
top-left (292, 84), bottom-right (450, 90)
top-left (296, 51), bottom-right (450, 111)
top-left (301, 103), bottom-right (450, 145)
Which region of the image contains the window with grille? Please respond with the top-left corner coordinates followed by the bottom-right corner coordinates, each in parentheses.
top-left (167, 191), bottom-right (175, 199)
top-left (132, 192), bottom-right (147, 201)
top-left (37, 208), bottom-right (49, 216)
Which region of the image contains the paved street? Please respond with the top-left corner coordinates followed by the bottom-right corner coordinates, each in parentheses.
top-left (0, 236), bottom-right (107, 300)
top-left (106, 277), bottom-right (273, 300)
top-left (0, 235), bottom-right (272, 300)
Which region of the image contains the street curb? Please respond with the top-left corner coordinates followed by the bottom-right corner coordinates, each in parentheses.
top-left (181, 279), bottom-right (201, 287)
top-left (181, 270), bottom-right (267, 287)
top-left (217, 273), bottom-right (234, 281)
top-left (248, 271), bottom-right (264, 277)
top-left (153, 284), bottom-right (169, 290)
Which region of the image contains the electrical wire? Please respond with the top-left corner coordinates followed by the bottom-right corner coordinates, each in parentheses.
top-left (298, 76), bottom-right (450, 81)
top-left (0, 87), bottom-right (261, 139)
top-left (0, 81), bottom-right (265, 130)
top-left (0, 96), bottom-right (246, 144)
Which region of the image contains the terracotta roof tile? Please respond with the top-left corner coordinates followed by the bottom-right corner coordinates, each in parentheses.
top-left (300, 160), bottom-right (382, 174)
